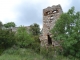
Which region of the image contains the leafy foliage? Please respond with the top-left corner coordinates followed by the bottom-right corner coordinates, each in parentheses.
top-left (15, 26), bottom-right (34, 48)
top-left (51, 7), bottom-right (80, 58)
top-left (0, 21), bottom-right (3, 29)
top-left (31, 35), bottom-right (40, 53)
top-left (0, 48), bottom-right (47, 60)
top-left (4, 22), bottom-right (16, 28)
top-left (29, 23), bottom-right (40, 52)
top-left (29, 23), bottom-right (40, 36)
top-left (0, 29), bottom-right (15, 49)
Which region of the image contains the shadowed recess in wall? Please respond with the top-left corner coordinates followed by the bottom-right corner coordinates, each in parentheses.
top-left (47, 35), bottom-right (52, 45)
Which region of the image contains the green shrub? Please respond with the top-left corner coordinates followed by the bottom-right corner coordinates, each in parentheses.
top-left (31, 36), bottom-right (40, 53)
top-left (0, 29), bottom-right (15, 54)
top-left (0, 48), bottom-right (47, 60)
top-left (40, 46), bottom-right (55, 60)
top-left (0, 29), bottom-right (15, 48)
top-left (15, 26), bottom-right (34, 48)
top-left (51, 7), bottom-right (80, 59)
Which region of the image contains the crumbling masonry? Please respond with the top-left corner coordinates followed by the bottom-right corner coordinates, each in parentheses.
top-left (40, 4), bottom-right (63, 47)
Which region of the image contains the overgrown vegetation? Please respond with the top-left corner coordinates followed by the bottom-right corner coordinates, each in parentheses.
top-left (0, 47), bottom-right (47, 60)
top-left (0, 22), bottom-right (41, 55)
top-left (15, 26), bottom-right (34, 48)
top-left (4, 22), bottom-right (16, 28)
top-left (51, 7), bottom-right (80, 59)
top-left (0, 29), bottom-right (15, 54)
top-left (0, 6), bottom-right (80, 60)
top-left (29, 23), bottom-right (40, 36)
top-left (40, 46), bottom-right (79, 60)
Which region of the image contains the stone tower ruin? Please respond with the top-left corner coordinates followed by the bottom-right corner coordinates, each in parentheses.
top-left (40, 4), bottom-right (63, 47)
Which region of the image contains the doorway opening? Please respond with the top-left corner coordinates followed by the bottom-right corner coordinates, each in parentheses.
top-left (47, 35), bottom-right (52, 45)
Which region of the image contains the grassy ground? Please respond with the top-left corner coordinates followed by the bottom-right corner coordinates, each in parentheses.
top-left (0, 47), bottom-right (79, 60)
top-left (0, 48), bottom-right (46, 60)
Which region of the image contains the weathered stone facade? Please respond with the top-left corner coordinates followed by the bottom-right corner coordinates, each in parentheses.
top-left (40, 4), bottom-right (63, 47)
top-left (11, 26), bottom-right (30, 33)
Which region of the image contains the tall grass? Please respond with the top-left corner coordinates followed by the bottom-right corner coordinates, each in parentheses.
top-left (0, 47), bottom-right (79, 60)
top-left (40, 46), bottom-right (79, 60)
top-left (0, 47), bottom-right (46, 60)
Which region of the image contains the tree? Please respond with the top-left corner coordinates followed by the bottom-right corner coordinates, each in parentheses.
top-left (51, 7), bottom-right (80, 58)
top-left (29, 23), bottom-right (40, 52)
top-left (15, 26), bottom-right (34, 48)
top-left (29, 23), bottom-right (40, 36)
top-left (0, 21), bottom-right (3, 29)
top-left (4, 22), bottom-right (16, 28)
top-left (0, 29), bottom-right (15, 49)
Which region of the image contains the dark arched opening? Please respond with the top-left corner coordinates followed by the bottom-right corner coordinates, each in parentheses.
top-left (47, 35), bottom-right (52, 45)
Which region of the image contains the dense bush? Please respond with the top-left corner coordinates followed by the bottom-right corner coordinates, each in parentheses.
top-left (0, 29), bottom-right (15, 54)
top-left (0, 21), bottom-right (3, 29)
top-left (40, 46), bottom-right (55, 60)
top-left (51, 7), bottom-right (80, 58)
top-left (31, 36), bottom-right (40, 53)
top-left (29, 23), bottom-right (40, 36)
top-left (15, 25), bottom-right (40, 53)
top-left (29, 23), bottom-right (41, 53)
top-left (15, 26), bottom-right (34, 48)
top-left (0, 29), bottom-right (15, 49)
top-left (4, 22), bottom-right (16, 28)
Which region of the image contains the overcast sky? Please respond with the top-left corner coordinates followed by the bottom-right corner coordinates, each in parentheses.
top-left (0, 0), bottom-right (80, 28)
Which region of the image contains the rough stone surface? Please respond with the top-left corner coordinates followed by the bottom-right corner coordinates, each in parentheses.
top-left (39, 4), bottom-right (63, 47)
top-left (11, 26), bottom-right (30, 33)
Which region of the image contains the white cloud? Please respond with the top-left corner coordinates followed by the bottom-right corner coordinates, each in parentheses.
top-left (0, 0), bottom-right (72, 26)
top-left (46, 0), bottom-right (72, 12)
top-left (0, 0), bottom-right (22, 23)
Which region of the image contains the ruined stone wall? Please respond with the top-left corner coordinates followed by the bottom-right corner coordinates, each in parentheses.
top-left (40, 4), bottom-right (63, 47)
top-left (11, 26), bottom-right (30, 33)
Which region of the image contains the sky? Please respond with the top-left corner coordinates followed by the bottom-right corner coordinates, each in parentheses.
top-left (0, 0), bottom-right (80, 28)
